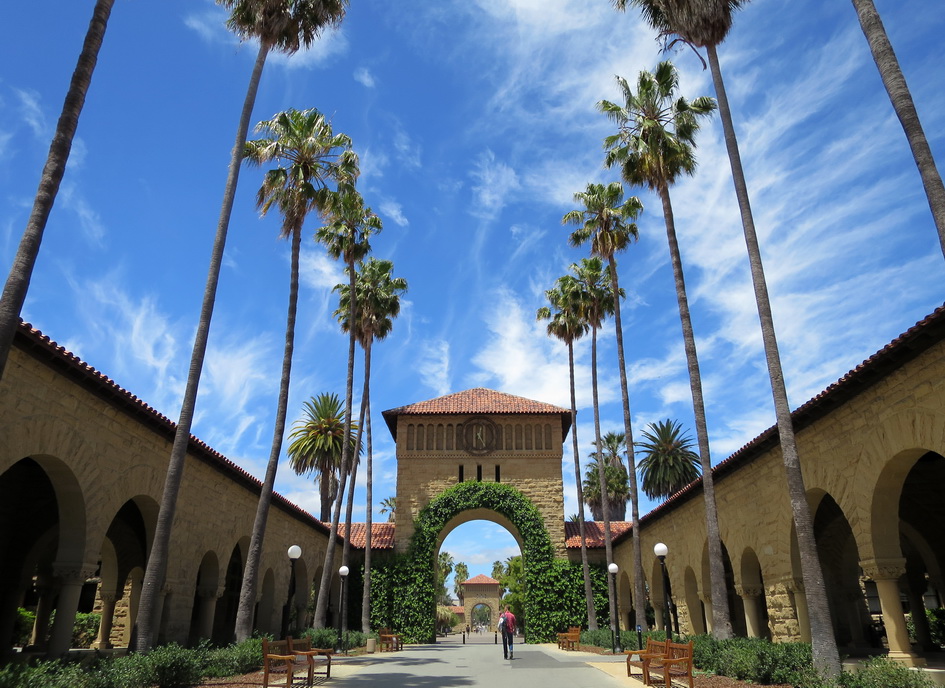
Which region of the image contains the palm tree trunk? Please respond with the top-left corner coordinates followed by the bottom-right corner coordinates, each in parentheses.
top-left (0, 0), bottom-right (114, 381)
top-left (314, 258), bottom-right (359, 628)
top-left (608, 257), bottom-right (646, 633)
top-left (234, 221), bottom-right (302, 642)
top-left (569, 340), bottom-right (597, 630)
top-left (706, 42), bottom-right (840, 677)
top-left (134, 41), bottom-right (270, 652)
top-left (361, 341), bottom-right (374, 633)
top-left (658, 184), bottom-right (732, 639)
top-left (340, 344), bottom-right (369, 641)
top-left (590, 325), bottom-right (618, 635)
top-left (852, 0), bottom-right (945, 257)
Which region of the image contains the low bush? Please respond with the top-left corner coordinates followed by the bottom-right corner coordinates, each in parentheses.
top-left (199, 638), bottom-right (263, 678)
top-left (302, 626), bottom-right (338, 650)
top-left (143, 642), bottom-right (204, 688)
top-left (13, 609), bottom-right (35, 647)
top-left (837, 656), bottom-right (935, 688)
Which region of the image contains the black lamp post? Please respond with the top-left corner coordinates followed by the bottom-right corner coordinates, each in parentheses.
top-left (608, 562), bottom-right (622, 653)
top-left (282, 545), bottom-right (301, 638)
top-left (336, 565), bottom-right (349, 654)
top-left (654, 542), bottom-right (679, 639)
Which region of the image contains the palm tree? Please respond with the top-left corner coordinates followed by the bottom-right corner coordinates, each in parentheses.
top-left (598, 60), bottom-right (732, 638)
top-left (436, 551), bottom-right (455, 605)
top-left (537, 275), bottom-right (598, 629)
top-left (597, 431), bottom-right (631, 520)
top-left (379, 496), bottom-right (396, 522)
top-left (287, 393), bottom-right (355, 521)
top-left (582, 455), bottom-right (630, 521)
top-left (637, 420), bottom-right (702, 499)
top-left (851, 0), bottom-right (945, 256)
top-left (233, 107), bottom-right (354, 642)
top-left (312, 183), bottom-right (380, 628)
top-left (135, 0), bottom-right (348, 652)
top-left (613, 0), bottom-right (841, 675)
top-left (564, 182), bottom-right (647, 633)
top-left (0, 0), bottom-right (115, 382)
top-left (454, 562), bottom-right (469, 605)
top-left (334, 257), bottom-right (407, 632)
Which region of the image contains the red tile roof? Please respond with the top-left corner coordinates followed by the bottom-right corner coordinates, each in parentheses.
top-left (382, 387), bottom-right (572, 439)
top-left (450, 605), bottom-right (465, 615)
top-left (13, 320), bottom-right (331, 537)
top-left (633, 301), bottom-right (945, 533)
top-left (338, 523), bottom-right (395, 549)
top-left (565, 521), bottom-right (632, 548)
top-left (463, 574), bottom-right (500, 585)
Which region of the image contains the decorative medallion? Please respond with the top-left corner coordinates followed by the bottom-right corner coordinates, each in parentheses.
top-left (460, 415), bottom-right (499, 455)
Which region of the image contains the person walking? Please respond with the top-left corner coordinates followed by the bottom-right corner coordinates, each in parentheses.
top-left (499, 605), bottom-right (517, 660)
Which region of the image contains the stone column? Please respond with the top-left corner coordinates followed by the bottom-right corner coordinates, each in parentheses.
top-left (861, 558), bottom-right (925, 667)
top-left (653, 603), bottom-right (665, 632)
top-left (48, 563), bottom-right (97, 657)
top-left (123, 575), bottom-right (143, 647)
top-left (92, 592), bottom-right (119, 649)
top-left (700, 596), bottom-right (713, 634)
top-left (784, 577), bottom-right (811, 643)
top-left (905, 569), bottom-right (932, 650)
top-left (29, 574), bottom-right (56, 649)
top-left (845, 590), bottom-right (867, 648)
top-left (737, 586), bottom-right (765, 638)
top-left (196, 586), bottom-right (221, 642)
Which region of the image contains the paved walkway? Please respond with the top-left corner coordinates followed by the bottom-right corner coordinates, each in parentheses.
top-left (323, 638), bottom-right (647, 688)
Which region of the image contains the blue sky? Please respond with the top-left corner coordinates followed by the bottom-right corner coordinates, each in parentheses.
top-left (3, 0), bottom-right (943, 595)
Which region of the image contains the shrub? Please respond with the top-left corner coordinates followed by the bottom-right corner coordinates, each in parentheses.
top-left (0, 660), bottom-right (89, 688)
top-left (200, 638), bottom-right (263, 678)
top-left (13, 609), bottom-right (35, 647)
top-left (72, 612), bottom-right (102, 648)
top-left (837, 656), bottom-right (935, 688)
top-left (689, 633), bottom-right (721, 673)
top-left (143, 643), bottom-right (204, 688)
top-left (302, 626), bottom-right (339, 650)
top-left (84, 653), bottom-right (150, 688)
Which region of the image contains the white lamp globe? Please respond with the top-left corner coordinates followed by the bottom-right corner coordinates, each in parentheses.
top-left (654, 542), bottom-right (669, 557)
top-left (287, 545), bottom-right (302, 560)
top-left (339, 565), bottom-right (350, 577)
top-left (608, 563), bottom-right (618, 574)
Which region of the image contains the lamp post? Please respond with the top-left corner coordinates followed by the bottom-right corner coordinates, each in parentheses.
top-left (654, 542), bottom-right (678, 639)
top-left (282, 545), bottom-right (301, 638)
top-left (608, 562), bottom-right (622, 654)
top-left (336, 565), bottom-right (349, 654)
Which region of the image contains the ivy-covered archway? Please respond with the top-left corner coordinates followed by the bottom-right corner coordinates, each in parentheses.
top-left (370, 481), bottom-right (609, 643)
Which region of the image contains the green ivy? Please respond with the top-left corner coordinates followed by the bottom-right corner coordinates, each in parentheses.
top-left (369, 481), bottom-right (611, 643)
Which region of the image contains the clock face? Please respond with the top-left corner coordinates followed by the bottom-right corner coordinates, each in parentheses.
top-left (461, 416), bottom-right (498, 455)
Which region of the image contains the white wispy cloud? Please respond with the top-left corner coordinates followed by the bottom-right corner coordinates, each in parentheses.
top-left (469, 149), bottom-right (519, 221)
top-left (417, 338), bottom-right (451, 396)
top-left (59, 183), bottom-right (105, 245)
top-left (15, 88), bottom-right (45, 138)
top-left (354, 66), bottom-right (376, 88)
top-left (379, 199), bottom-right (408, 227)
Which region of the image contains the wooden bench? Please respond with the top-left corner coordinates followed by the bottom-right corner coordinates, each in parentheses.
top-left (378, 627), bottom-right (403, 652)
top-left (557, 626), bottom-right (581, 650)
top-left (646, 639), bottom-right (694, 688)
top-left (626, 637), bottom-right (669, 681)
top-left (262, 638), bottom-right (298, 688)
top-left (288, 636), bottom-right (332, 682)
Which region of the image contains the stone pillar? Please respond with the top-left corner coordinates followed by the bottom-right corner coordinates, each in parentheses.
top-left (784, 577), bottom-right (811, 643)
top-left (196, 586), bottom-right (221, 642)
top-left (653, 604), bottom-right (665, 632)
top-left (92, 592), bottom-right (119, 649)
top-left (861, 558), bottom-right (925, 667)
top-left (700, 596), bottom-right (713, 634)
top-left (29, 574), bottom-right (56, 649)
top-left (845, 590), bottom-right (867, 648)
top-left (123, 575), bottom-right (143, 647)
top-left (48, 563), bottom-right (97, 657)
top-left (905, 569), bottom-right (933, 650)
top-left (737, 586), bottom-right (765, 638)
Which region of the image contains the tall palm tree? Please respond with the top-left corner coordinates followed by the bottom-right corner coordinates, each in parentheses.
top-left (613, 0), bottom-right (841, 675)
top-left (637, 420), bottom-right (702, 499)
top-left (334, 257), bottom-right (407, 632)
top-left (582, 454), bottom-right (630, 521)
top-left (588, 432), bottom-right (630, 521)
top-left (135, 0), bottom-right (348, 652)
top-left (598, 60), bottom-right (732, 638)
top-left (312, 183), bottom-right (380, 628)
top-left (234, 107), bottom-right (354, 642)
top-left (379, 496), bottom-right (396, 522)
top-left (287, 393), bottom-right (355, 521)
top-left (0, 0), bottom-right (115, 381)
top-left (537, 275), bottom-right (597, 629)
top-left (436, 551), bottom-right (455, 605)
top-left (851, 0), bottom-right (945, 256)
top-left (564, 182), bottom-right (647, 633)
top-left (454, 562), bottom-right (469, 605)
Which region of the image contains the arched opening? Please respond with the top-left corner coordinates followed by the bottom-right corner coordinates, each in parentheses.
top-left (702, 540), bottom-right (744, 636)
top-left (189, 551), bottom-right (220, 645)
top-left (739, 548), bottom-right (771, 640)
top-left (213, 541), bottom-right (247, 644)
top-left (471, 602), bottom-right (494, 633)
top-left (684, 566), bottom-right (704, 635)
